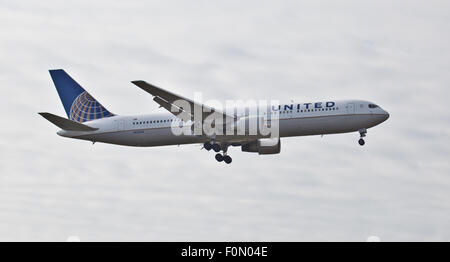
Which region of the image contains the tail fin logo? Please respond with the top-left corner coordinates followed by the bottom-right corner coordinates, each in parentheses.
top-left (69, 91), bottom-right (114, 123)
top-left (49, 69), bottom-right (115, 123)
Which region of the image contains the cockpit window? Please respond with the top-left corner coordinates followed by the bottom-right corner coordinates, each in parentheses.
top-left (368, 104), bottom-right (378, 108)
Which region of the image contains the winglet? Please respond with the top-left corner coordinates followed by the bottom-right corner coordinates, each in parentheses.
top-left (38, 112), bottom-right (99, 131)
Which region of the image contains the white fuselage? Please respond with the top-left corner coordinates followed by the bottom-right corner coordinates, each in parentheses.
top-left (57, 100), bottom-right (389, 147)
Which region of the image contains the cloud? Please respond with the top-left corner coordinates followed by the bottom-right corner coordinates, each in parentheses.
top-left (0, 0), bottom-right (449, 241)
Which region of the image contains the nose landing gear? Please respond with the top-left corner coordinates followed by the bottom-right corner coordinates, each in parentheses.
top-left (358, 138), bottom-right (365, 146)
top-left (358, 128), bottom-right (367, 146)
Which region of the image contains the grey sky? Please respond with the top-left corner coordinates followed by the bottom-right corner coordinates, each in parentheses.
top-left (0, 0), bottom-right (449, 241)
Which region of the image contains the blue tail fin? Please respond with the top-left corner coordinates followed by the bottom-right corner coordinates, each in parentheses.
top-left (49, 69), bottom-right (114, 123)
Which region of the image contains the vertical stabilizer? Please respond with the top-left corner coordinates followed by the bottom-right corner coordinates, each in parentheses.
top-left (49, 69), bottom-right (114, 123)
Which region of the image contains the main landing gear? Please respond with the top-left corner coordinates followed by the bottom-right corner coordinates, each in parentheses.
top-left (358, 128), bottom-right (367, 146)
top-left (203, 141), bottom-right (221, 152)
top-left (215, 153), bottom-right (232, 164)
top-left (204, 141), bottom-right (232, 164)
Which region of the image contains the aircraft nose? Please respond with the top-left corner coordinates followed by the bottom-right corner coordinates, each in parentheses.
top-left (383, 111), bottom-right (390, 121)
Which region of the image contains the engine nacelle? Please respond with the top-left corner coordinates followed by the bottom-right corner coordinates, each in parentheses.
top-left (241, 138), bottom-right (281, 155)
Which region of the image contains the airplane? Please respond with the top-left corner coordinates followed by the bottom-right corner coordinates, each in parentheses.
top-left (39, 69), bottom-right (390, 164)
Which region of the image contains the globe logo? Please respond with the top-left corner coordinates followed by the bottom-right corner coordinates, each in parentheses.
top-left (69, 91), bottom-right (114, 123)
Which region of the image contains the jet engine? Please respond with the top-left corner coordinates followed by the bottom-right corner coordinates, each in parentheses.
top-left (241, 138), bottom-right (281, 155)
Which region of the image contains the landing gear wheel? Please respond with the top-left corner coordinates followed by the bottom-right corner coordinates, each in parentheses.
top-left (223, 155), bottom-right (232, 164)
top-left (212, 143), bottom-right (221, 152)
top-left (358, 138), bottom-right (365, 146)
top-left (215, 153), bottom-right (224, 162)
top-left (203, 142), bottom-right (212, 151)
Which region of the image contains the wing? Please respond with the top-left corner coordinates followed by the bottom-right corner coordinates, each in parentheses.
top-left (131, 80), bottom-right (235, 123)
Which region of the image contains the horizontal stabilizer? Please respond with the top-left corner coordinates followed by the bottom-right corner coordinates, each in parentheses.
top-left (38, 112), bottom-right (98, 131)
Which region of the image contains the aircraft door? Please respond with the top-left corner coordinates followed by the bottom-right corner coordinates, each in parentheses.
top-left (117, 120), bottom-right (125, 131)
top-left (346, 103), bottom-right (355, 114)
